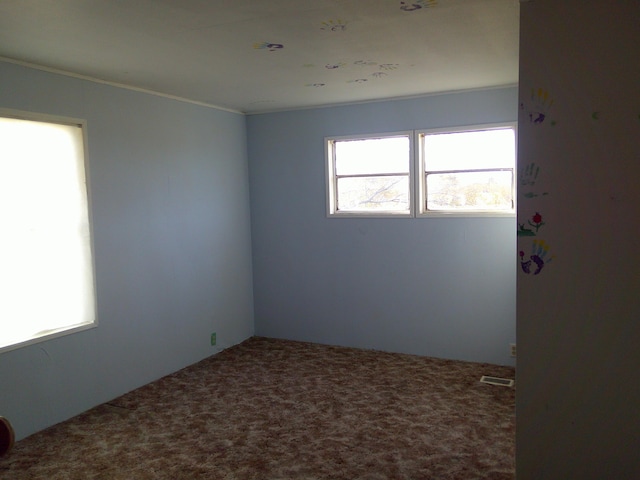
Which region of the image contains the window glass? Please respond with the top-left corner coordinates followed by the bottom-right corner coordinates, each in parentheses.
top-left (326, 124), bottom-right (515, 217)
top-left (426, 171), bottom-right (514, 211)
top-left (327, 133), bottom-right (412, 215)
top-left (420, 125), bottom-right (516, 214)
top-left (0, 113), bottom-right (96, 352)
top-left (335, 137), bottom-right (409, 175)
top-left (337, 176), bottom-right (410, 211)
top-left (422, 128), bottom-right (515, 171)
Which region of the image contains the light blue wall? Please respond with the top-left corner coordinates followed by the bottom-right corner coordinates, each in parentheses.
top-left (247, 87), bottom-right (518, 366)
top-left (0, 61), bottom-right (517, 440)
top-left (0, 61), bottom-right (254, 440)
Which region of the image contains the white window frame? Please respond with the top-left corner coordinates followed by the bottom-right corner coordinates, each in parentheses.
top-left (0, 109), bottom-right (98, 353)
top-left (417, 123), bottom-right (517, 217)
top-left (325, 131), bottom-right (414, 218)
top-left (325, 123), bottom-right (516, 218)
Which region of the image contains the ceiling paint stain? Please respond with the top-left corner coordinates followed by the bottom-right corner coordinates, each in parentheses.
top-left (379, 63), bottom-right (400, 71)
top-left (321, 19), bottom-right (348, 32)
top-left (400, 0), bottom-right (437, 12)
top-left (253, 42), bottom-right (284, 52)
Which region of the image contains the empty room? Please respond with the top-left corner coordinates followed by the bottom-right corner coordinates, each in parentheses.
top-left (1, 1), bottom-right (638, 479)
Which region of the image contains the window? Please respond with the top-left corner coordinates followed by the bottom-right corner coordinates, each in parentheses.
top-left (0, 110), bottom-right (97, 353)
top-left (326, 124), bottom-right (515, 217)
top-left (418, 125), bottom-right (516, 215)
top-left (326, 132), bottom-right (413, 216)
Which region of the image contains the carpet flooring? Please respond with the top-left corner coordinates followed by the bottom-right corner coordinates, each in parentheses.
top-left (1, 337), bottom-right (516, 479)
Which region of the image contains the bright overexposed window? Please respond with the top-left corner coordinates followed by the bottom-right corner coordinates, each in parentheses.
top-left (326, 133), bottom-right (412, 216)
top-left (0, 111), bottom-right (97, 353)
top-left (418, 125), bottom-right (516, 215)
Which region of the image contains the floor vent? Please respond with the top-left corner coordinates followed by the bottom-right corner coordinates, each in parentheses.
top-left (480, 375), bottom-right (514, 387)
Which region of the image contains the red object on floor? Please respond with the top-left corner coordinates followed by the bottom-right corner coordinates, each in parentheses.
top-left (0, 417), bottom-right (15, 456)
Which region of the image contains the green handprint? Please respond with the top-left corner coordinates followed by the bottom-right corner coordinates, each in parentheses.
top-left (519, 162), bottom-right (549, 199)
top-left (519, 162), bottom-right (539, 186)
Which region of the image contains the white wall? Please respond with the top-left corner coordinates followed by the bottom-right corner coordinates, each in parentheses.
top-left (247, 87), bottom-right (517, 366)
top-left (517, 2), bottom-right (640, 478)
top-left (0, 61), bottom-right (255, 440)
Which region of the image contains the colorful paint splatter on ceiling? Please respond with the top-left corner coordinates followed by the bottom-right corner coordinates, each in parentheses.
top-left (256, 1), bottom-right (438, 88)
top-left (253, 42), bottom-right (284, 52)
top-left (321, 19), bottom-right (348, 32)
top-left (400, 0), bottom-right (438, 11)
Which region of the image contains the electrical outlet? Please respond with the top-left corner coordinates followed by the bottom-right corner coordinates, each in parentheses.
top-left (210, 332), bottom-right (217, 346)
top-left (510, 343), bottom-right (516, 357)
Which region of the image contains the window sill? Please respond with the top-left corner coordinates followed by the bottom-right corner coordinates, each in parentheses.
top-left (0, 322), bottom-right (97, 354)
top-left (418, 210), bottom-right (516, 218)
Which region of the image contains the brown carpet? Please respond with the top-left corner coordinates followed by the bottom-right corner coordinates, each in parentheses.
top-left (1, 337), bottom-right (515, 479)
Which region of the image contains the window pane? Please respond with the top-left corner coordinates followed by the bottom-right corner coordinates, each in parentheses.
top-left (426, 171), bottom-right (513, 211)
top-left (337, 175), bottom-right (409, 211)
top-left (0, 116), bottom-right (96, 351)
top-left (423, 128), bottom-right (515, 171)
top-left (335, 136), bottom-right (409, 175)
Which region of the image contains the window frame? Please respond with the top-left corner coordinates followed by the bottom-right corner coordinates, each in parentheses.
top-left (325, 131), bottom-right (415, 218)
top-left (325, 123), bottom-right (516, 218)
top-left (0, 108), bottom-right (98, 354)
top-left (417, 122), bottom-right (517, 218)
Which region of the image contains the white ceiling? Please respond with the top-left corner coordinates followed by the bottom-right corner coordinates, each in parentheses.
top-left (0, 0), bottom-right (519, 114)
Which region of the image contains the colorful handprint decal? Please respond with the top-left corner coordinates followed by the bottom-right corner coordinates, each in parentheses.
top-left (519, 239), bottom-right (554, 275)
top-left (354, 60), bottom-right (378, 67)
top-left (521, 88), bottom-right (555, 125)
top-left (253, 42), bottom-right (284, 52)
top-left (302, 59), bottom-right (402, 86)
top-left (518, 163), bottom-right (554, 274)
top-left (519, 162), bottom-right (549, 199)
top-left (321, 19), bottom-right (348, 32)
top-left (400, 0), bottom-right (437, 11)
